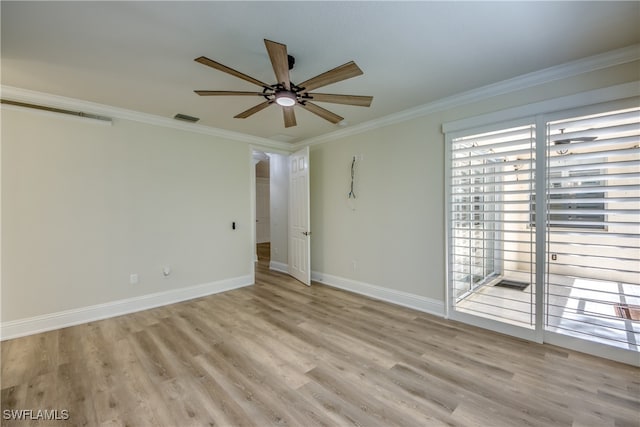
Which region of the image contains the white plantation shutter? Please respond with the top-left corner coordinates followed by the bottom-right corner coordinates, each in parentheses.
top-left (449, 124), bottom-right (537, 328)
top-left (544, 106), bottom-right (640, 348)
top-left (447, 99), bottom-right (640, 354)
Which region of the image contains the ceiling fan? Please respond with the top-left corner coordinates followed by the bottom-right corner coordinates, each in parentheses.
top-left (194, 39), bottom-right (373, 128)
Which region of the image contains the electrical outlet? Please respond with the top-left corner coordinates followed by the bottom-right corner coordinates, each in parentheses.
top-left (551, 254), bottom-right (558, 261)
top-left (129, 273), bottom-right (139, 285)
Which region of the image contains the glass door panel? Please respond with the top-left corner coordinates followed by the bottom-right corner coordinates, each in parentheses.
top-left (545, 106), bottom-right (640, 351)
top-left (450, 124), bottom-right (536, 328)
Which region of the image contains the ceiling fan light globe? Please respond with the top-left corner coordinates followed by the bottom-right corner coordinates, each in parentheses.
top-left (275, 91), bottom-right (297, 107)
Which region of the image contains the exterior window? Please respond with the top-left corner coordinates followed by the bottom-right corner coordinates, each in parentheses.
top-left (531, 169), bottom-right (605, 230)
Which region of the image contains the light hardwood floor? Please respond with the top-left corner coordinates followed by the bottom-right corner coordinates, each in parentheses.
top-left (2, 258), bottom-right (639, 426)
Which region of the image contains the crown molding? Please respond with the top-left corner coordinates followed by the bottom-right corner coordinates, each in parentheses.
top-left (442, 81), bottom-right (640, 135)
top-left (3, 44), bottom-right (638, 152)
top-left (0, 85), bottom-right (292, 152)
top-left (293, 43), bottom-right (640, 150)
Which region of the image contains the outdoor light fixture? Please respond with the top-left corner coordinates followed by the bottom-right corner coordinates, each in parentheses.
top-left (274, 91), bottom-right (297, 107)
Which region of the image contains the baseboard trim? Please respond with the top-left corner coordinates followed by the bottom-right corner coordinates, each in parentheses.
top-left (269, 261), bottom-right (289, 274)
top-left (311, 271), bottom-right (445, 317)
top-left (0, 275), bottom-right (253, 341)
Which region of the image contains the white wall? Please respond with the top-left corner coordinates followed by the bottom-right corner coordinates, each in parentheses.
top-left (309, 60), bottom-right (640, 304)
top-left (310, 115), bottom-right (445, 301)
top-left (1, 108), bottom-right (253, 323)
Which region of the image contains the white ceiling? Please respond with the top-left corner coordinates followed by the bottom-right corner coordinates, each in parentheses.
top-left (2, 1), bottom-right (639, 143)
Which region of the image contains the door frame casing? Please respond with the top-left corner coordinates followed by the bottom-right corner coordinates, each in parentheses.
top-left (249, 145), bottom-right (309, 284)
top-left (250, 146), bottom-right (290, 281)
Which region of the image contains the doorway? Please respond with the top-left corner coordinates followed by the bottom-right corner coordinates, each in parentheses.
top-left (252, 149), bottom-right (290, 273)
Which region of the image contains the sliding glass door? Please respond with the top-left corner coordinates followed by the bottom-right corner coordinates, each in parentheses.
top-left (449, 122), bottom-right (537, 336)
top-left (544, 103), bottom-right (640, 351)
top-left (446, 98), bottom-right (640, 359)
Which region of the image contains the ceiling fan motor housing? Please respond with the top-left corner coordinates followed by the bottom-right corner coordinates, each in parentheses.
top-left (274, 90), bottom-right (297, 106)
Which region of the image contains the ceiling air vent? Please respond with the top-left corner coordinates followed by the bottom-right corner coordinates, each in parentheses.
top-left (174, 113), bottom-right (200, 123)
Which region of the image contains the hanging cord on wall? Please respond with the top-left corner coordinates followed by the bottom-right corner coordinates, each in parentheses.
top-left (348, 156), bottom-right (356, 199)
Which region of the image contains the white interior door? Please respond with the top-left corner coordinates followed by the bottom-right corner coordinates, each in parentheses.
top-left (288, 147), bottom-right (311, 285)
top-left (255, 177), bottom-right (270, 244)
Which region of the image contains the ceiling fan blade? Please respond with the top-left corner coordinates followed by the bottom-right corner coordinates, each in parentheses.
top-left (553, 136), bottom-right (598, 144)
top-left (283, 107), bottom-right (297, 128)
top-left (234, 101), bottom-right (273, 119)
top-left (298, 61), bottom-right (363, 92)
top-left (264, 39), bottom-right (291, 90)
top-left (306, 93), bottom-right (373, 107)
top-left (195, 90), bottom-right (265, 96)
top-left (195, 56), bottom-right (269, 88)
top-left (300, 102), bottom-right (344, 124)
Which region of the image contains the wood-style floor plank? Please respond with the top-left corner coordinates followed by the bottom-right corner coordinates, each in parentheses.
top-left (1, 257), bottom-right (639, 426)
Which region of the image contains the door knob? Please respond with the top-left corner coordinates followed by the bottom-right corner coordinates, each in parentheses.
top-left (302, 231), bottom-right (312, 236)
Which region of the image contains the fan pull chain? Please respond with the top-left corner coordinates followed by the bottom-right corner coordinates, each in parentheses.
top-left (348, 156), bottom-right (356, 199)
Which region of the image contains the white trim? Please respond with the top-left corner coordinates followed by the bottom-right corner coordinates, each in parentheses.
top-left (3, 45), bottom-right (637, 153)
top-left (0, 275), bottom-right (253, 341)
top-left (269, 261), bottom-right (289, 274)
top-left (311, 271), bottom-right (445, 317)
top-left (0, 86), bottom-right (291, 152)
top-left (293, 44), bottom-right (640, 149)
top-left (442, 81), bottom-right (640, 134)
top-left (250, 143), bottom-right (291, 157)
top-left (249, 146), bottom-right (258, 272)
top-left (0, 103), bottom-right (113, 126)
top-left (448, 311), bottom-right (539, 344)
top-left (544, 331), bottom-right (639, 367)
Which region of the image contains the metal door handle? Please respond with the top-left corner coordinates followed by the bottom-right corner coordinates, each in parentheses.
top-left (302, 231), bottom-right (312, 236)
